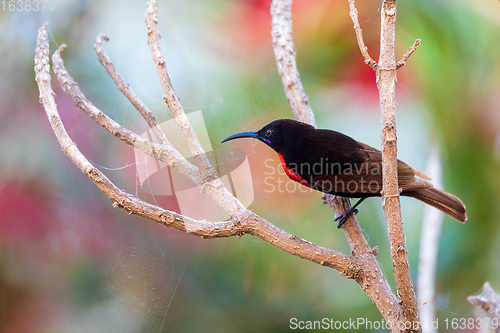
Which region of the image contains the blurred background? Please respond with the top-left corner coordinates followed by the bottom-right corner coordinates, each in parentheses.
top-left (1, 0), bottom-right (500, 332)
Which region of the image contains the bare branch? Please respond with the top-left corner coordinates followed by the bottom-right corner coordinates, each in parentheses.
top-left (397, 39), bottom-right (421, 70)
top-left (468, 282), bottom-right (500, 333)
top-left (270, 0), bottom-right (316, 127)
top-left (247, 215), bottom-right (352, 273)
top-left (378, 0), bottom-right (420, 331)
top-left (51, 44), bottom-right (200, 184)
top-left (35, 23), bottom-right (224, 238)
top-left (54, 42), bottom-right (246, 219)
top-left (347, 0), bottom-right (378, 70)
top-left (36, 0), bottom-right (425, 327)
top-left (94, 34), bottom-right (169, 145)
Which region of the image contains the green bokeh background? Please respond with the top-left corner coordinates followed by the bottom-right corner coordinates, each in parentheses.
top-left (1, 0), bottom-right (499, 332)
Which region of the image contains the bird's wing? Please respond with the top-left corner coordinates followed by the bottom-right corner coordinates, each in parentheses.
top-left (311, 144), bottom-right (432, 195)
top-left (357, 142), bottom-right (432, 180)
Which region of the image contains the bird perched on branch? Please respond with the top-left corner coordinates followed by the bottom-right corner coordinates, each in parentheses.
top-left (221, 119), bottom-right (466, 227)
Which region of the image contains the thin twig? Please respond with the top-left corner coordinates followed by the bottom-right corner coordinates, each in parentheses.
top-left (378, 0), bottom-right (420, 331)
top-left (94, 34), bottom-right (169, 145)
top-left (347, 0), bottom-right (378, 70)
top-left (270, 0), bottom-right (316, 127)
top-left (397, 39), bottom-right (421, 70)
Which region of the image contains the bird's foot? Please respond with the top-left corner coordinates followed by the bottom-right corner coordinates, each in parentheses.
top-left (335, 208), bottom-right (359, 228)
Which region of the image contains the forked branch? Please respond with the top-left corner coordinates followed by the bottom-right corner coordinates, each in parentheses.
top-left (51, 44), bottom-right (199, 184)
top-left (35, 20), bottom-right (354, 294)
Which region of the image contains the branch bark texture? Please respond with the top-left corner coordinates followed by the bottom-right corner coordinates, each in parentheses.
top-left (378, 2), bottom-right (419, 331)
top-left (271, 0), bottom-right (316, 127)
top-left (94, 34), bottom-right (169, 145)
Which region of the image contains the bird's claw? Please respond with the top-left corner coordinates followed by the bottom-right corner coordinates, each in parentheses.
top-left (335, 208), bottom-right (359, 228)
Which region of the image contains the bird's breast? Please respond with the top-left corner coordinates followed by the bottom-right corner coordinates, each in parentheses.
top-left (276, 153), bottom-right (311, 187)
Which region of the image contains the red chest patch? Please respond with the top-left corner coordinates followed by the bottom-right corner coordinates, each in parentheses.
top-left (277, 153), bottom-right (311, 188)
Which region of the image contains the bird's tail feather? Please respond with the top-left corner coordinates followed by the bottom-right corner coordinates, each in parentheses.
top-left (406, 188), bottom-right (467, 223)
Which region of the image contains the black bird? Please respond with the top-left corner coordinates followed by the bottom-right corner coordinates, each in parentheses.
top-left (221, 119), bottom-right (467, 226)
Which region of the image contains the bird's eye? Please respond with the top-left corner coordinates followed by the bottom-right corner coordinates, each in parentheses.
top-left (265, 129), bottom-right (272, 137)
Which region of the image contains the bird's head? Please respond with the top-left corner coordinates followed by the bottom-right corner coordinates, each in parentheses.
top-left (221, 119), bottom-right (308, 152)
top-left (221, 119), bottom-right (284, 151)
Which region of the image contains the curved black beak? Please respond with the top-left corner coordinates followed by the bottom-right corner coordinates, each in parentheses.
top-left (221, 131), bottom-right (258, 144)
